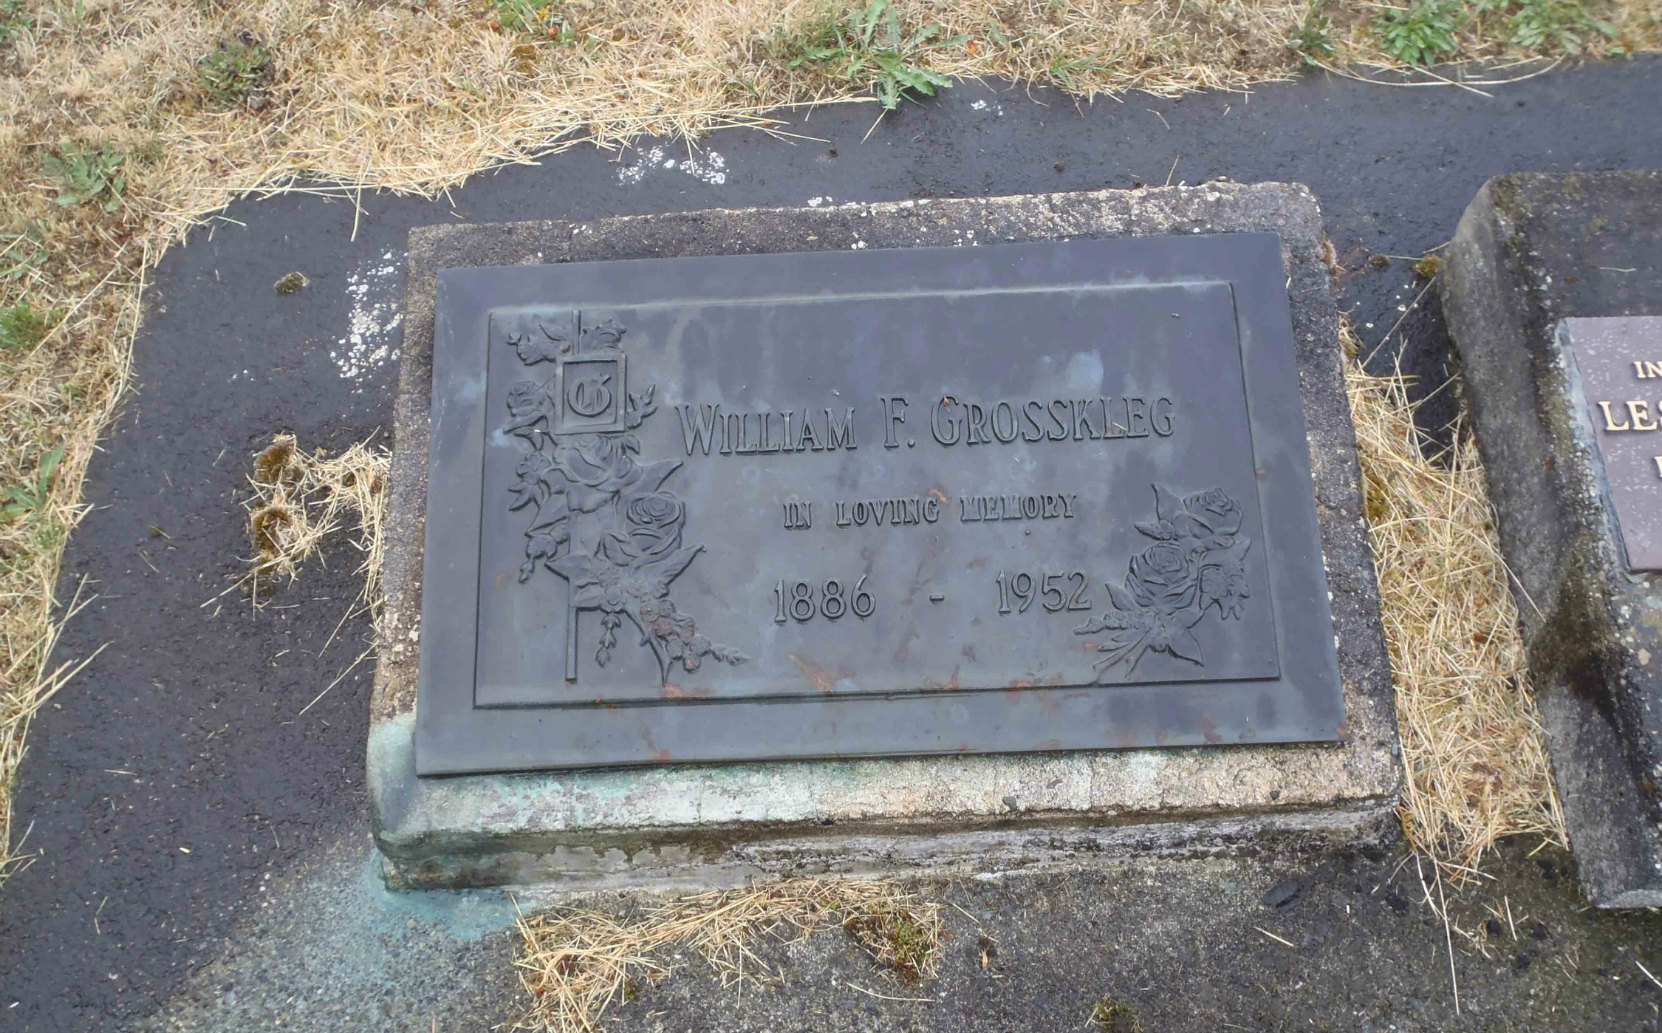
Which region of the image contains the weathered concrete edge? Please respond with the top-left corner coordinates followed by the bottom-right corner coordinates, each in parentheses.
top-left (1441, 173), bottom-right (1662, 908)
top-left (370, 712), bottom-right (1394, 891)
top-left (371, 184), bottom-right (1402, 891)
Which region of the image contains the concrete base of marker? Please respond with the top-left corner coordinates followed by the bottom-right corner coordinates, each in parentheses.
top-left (1442, 171), bottom-right (1662, 909)
top-left (371, 184), bottom-right (1401, 891)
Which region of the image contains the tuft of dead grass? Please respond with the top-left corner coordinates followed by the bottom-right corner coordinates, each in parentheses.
top-left (1089, 996), bottom-right (1146, 1033)
top-left (0, 243), bottom-right (141, 890)
top-left (513, 878), bottom-right (944, 1032)
top-left (0, 580), bottom-right (101, 884)
top-left (1345, 326), bottom-right (1566, 878)
top-left (243, 433), bottom-right (389, 608)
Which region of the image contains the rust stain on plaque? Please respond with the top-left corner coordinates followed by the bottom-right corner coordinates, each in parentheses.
top-left (922, 666), bottom-right (962, 692)
top-left (788, 654), bottom-right (841, 694)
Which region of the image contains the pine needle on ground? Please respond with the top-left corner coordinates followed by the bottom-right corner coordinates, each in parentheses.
top-left (513, 878), bottom-right (944, 1033)
top-left (1345, 327), bottom-right (1566, 878)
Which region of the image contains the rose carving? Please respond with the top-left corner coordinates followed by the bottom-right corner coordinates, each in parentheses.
top-left (502, 314), bottom-right (746, 681)
top-left (1184, 486), bottom-right (1242, 536)
top-left (552, 436), bottom-right (642, 513)
top-left (1076, 483), bottom-right (1253, 675)
top-left (1127, 542), bottom-right (1199, 613)
top-left (619, 492), bottom-right (684, 558)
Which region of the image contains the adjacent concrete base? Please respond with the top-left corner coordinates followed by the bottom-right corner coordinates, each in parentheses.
top-left (1442, 171), bottom-right (1662, 908)
top-left (371, 184), bottom-right (1402, 891)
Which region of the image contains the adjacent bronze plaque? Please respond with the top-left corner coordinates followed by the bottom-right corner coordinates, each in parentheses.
top-left (1563, 315), bottom-right (1662, 573)
top-left (417, 235), bottom-right (1345, 773)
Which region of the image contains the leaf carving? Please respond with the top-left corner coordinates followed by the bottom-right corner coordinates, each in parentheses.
top-left (586, 320), bottom-right (626, 347)
top-left (506, 330), bottom-right (563, 365)
top-left (653, 545), bottom-right (703, 585)
top-left (1134, 520), bottom-right (1174, 541)
top-left (1152, 483), bottom-right (1185, 523)
top-left (634, 459), bottom-right (683, 495)
top-left (1166, 629), bottom-right (1204, 665)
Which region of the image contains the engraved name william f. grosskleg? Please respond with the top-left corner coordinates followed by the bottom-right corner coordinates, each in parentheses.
top-left (501, 314), bottom-right (747, 685)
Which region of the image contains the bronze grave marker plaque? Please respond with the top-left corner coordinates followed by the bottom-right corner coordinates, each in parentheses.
top-left (415, 235), bottom-right (1345, 773)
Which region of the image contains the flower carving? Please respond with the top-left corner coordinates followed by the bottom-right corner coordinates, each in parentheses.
top-left (1074, 484), bottom-right (1252, 675)
top-left (503, 314), bottom-right (746, 682)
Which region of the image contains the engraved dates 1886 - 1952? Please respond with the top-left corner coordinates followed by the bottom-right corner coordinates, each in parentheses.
top-left (501, 314), bottom-right (747, 684)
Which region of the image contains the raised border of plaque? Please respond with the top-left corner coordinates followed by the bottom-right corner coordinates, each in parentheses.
top-left (416, 235), bottom-right (1343, 774)
top-left (1559, 316), bottom-right (1662, 573)
top-left (370, 186), bottom-right (1401, 890)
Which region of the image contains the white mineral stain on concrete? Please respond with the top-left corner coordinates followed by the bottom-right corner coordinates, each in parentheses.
top-left (616, 146), bottom-right (728, 186)
top-left (136, 838), bottom-right (536, 1031)
top-left (330, 248), bottom-right (403, 388)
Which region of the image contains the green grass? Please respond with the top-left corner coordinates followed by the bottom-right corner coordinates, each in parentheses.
top-left (1047, 54), bottom-right (1116, 94)
top-left (1291, 1), bottom-right (1337, 66)
top-left (1, 446), bottom-right (64, 523)
top-left (42, 147), bottom-right (125, 213)
top-left (1371, 0), bottom-right (1619, 64)
top-left (778, 0), bottom-right (965, 110)
top-left (199, 37), bottom-right (273, 108)
top-left (484, 0), bottom-right (578, 43)
top-left (0, 0), bottom-right (29, 47)
top-left (0, 302), bottom-right (52, 351)
top-left (1374, 0), bottom-right (1464, 66)
top-left (0, 227), bottom-right (47, 284)
top-left (1507, 0), bottom-right (1619, 55)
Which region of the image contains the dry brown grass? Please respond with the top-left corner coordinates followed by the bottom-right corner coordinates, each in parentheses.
top-left (1345, 326), bottom-right (1566, 878)
top-left (3, 0), bottom-right (1654, 885)
top-left (229, 433), bottom-right (391, 715)
top-left (244, 433), bottom-right (390, 608)
top-left (513, 878), bottom-right (944, 1032)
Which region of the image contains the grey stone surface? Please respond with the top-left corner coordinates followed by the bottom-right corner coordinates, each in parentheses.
top-left (1442, 170), bottom-right (1662, 907)
top-left (372, 183), bottom-right (1400, 891)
